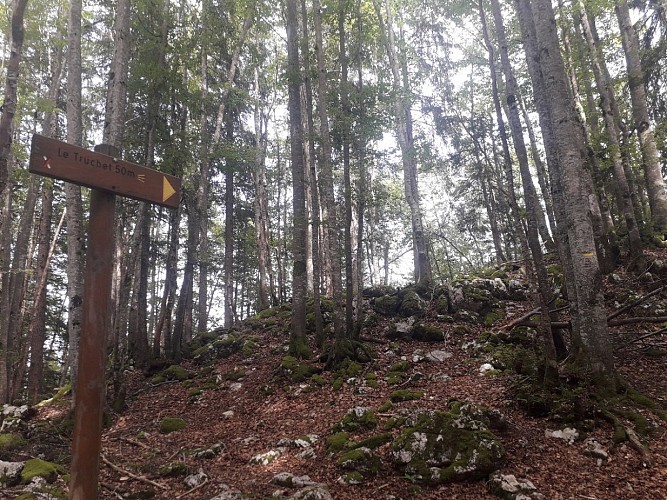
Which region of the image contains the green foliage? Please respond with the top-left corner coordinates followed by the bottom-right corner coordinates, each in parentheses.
top-left (0, 433), bottom-right (26, 452)
top-left (163, 365), bottom-right (192, 381)
top-left (326, 432), bottom-right (350, 452)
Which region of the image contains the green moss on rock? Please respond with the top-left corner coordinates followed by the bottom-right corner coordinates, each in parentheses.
top-left (412, 323), bottom-right (445, 342)
top-left (390, 390), bottom-right (424, 402)
top-left (338, 447), bottom-right (381, 477)
top-left (334, 407), bottom-right (378, 432)
top-left (389, 361), bottom-right (409, 373)
top-left (21, 459), bottom-right (62, 484)
top-left (0, 433), bottom-right (26, 451)
top-left (159, 417), bottom-right (186, 434)
top-left (351, 433), bottom-right (393, 450)
top-left (326, 432), bottom-right (350, 452)
top-left (280, 355), bottom-right (320, 383)
top-left (163, 365), bottom-right (192, 381)
top-left (372, 295), bottom-right (401, 315)
top-left (399, 290), bottom-right (426, 317)
top-left (158, 462), bottom-right (188, 477)
top-left (391, 402), bottom-right (505, 484)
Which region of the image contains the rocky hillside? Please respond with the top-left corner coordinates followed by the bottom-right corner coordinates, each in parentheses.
top-left (2, 254), bottom-right (667, 499)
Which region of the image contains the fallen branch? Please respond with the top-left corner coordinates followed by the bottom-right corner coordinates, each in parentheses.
top-left (608, 316), bottom-right (667, 327)
top-left (120, 437), bottom-right (152, 450)
top-left (504, 303), bottom-right (566, 331)
top-left (102, 455), bottom-right (168, 490)
top-left (607, 284), bottom-right (667, 321)
top-left (615, 326), bottom-right (667, 350)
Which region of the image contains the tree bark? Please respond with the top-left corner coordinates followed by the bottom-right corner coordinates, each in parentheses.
top-left (530, 0), bottom-right (615, 378)
top-left (285, 0), bottom-right (308, 355)
top-left (616, 1), bottom-right (667, 235)
top-left (373, 0), bottom-right (431, 283)
top-left (314, 0), bottom-right (345, 343)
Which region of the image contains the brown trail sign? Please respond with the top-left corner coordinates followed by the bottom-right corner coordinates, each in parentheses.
top-left (29, 136), bottom-right (181, 500)
top-left (29, 134), bottom-right (180, 208)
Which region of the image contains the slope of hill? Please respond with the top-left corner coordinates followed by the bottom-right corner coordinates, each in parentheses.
top-left (2, 252), bottom-right (667, 499)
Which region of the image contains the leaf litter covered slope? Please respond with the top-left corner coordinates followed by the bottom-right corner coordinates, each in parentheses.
top-left (16, 255), bottom-right (667, 499)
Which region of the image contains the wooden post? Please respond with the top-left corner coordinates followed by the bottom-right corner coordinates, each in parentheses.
top-left (69, 144), bottom-right (118, 500)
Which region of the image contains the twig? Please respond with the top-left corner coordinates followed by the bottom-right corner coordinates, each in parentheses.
top-left (120, 437), bottom-right (152, 450)
top-left (175, 479), bottom-right (208, 499)
top-left (100, 482), bottom-right (125, 499)
top-left (166, 446), bottom-right (184, 462)
top-left (102, 455), bottom-right (168, 490)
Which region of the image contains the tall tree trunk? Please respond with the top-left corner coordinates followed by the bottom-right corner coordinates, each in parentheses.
top-left (224, 114), bottom-right (235, 330)
top-left (616, 1), bottom-right (667, 235)
top-left (314, 0), bottom-right (345, 344)
top-left (0, 185), bottom-right (12, 401)
top-left (285, 0), bottom-right (309, 356)
top-left (490, 0), bottom-right (557, 363)
top-left (253, 68), bottom-right (272, 313)
top-left (65, 0), bottom-right (85, 405)
top-left (0, 0), bottom-right (28, 197)
top-left (299, 0), bottom-right (324, 345)
top-left (339, 0), bottom-right (355, 337)
top-left (577, 1), bottom-right (643, 259)
top-left (27, 185), bottom-right (57, 404)
top-left (530, 0), bottom-right (615, 379)
top-left (373, 0), bottom-right (431, 283)
top-left (197, 12), bottom-right (252, 335)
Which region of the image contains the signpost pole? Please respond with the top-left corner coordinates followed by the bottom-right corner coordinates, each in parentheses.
top-left (69, 144), bottom-right (118, 500)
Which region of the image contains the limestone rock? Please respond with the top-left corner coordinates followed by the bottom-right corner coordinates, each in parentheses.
top-left (0, 460), bottom-right (24, 486)
top-left (289, 484), bottom-right (333, 500)
top-left (488, 472), bottom-right (543, 499)
top-left (545, 427), bottom-right (579, 444)
top-left (209, 484), bottom-right (244, 499)
top-left (391, 401), bottom-right (505, 484)
top-left (184, 468), bottom-right (208, 488)
top-left (250, 449), bottom-right (284, 465)
top-left (272, 472), bottom-right (317, 488)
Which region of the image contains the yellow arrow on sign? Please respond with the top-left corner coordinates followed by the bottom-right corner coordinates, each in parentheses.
top-left (163, 176), bottom-right (176, 202)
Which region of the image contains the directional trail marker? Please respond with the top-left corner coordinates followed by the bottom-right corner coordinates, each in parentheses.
top-left (29, 134), bottom-right (180, 208)
top-left (29, 135), bottom-right (181, 500)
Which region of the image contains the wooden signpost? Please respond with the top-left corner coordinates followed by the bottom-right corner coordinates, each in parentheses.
top-left (29, 135), bottom-right (181, 500)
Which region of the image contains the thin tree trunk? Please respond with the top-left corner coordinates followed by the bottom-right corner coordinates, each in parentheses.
top-left (616, 0), bottom-right (667, 234)
top-left (0, 0), bottom-right (28, 196)
top-left (373, 0), bottom-right (431, 283)
top-left (224, 114), bottom-right (235, 330)
top-left (299, 0), bottom-right (324, 345)
top-left (490, 0), bottom-right (557, 363)
top-left (314, 0), bottom-right (345, 344)
top-left (286, 0), bottom-right (309, 355)
top-left (65, 0), bottom-right (85, 404)
top-left (577, 1), bottom-right (643, 258)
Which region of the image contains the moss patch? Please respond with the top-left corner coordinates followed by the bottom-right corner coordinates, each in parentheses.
top-left (21, 459), bottom-right (62, 484)
top-left (0, 433), bottom-right (26, 451)
top-left (350, 433), bottom-right (393, 450)
top-left (159, 417), bottom-right (186, 434)
top-left (326, 432), bottom-right (350, 452)
top-left (279, 355), bottom-right (320, 383)
top-left (163, 365), bottom-right (192, 381)
top-left (390, 390), bottom-right (424, 402)
top-left (334, 408), bottom-right (378, 432)
top-left (338, 447), bottom-right (381, 477)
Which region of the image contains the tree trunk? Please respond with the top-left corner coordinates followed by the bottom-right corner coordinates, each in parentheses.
top-left (530, 0), bottom-right (615, 379)
top-left (253, 68), bottom-right (272, 313)
top-left (224, 114), bottom-right (235, 330)
top-left (314, 0), bottom-right (345, 343)
top-left (339, 0), bottom-right (355, 337)
top-left (616, 1), bottom-right (667, 235)
top-left (577, 1), bottom-right (642, 259)
top-left (0, 0), bottom-right (28, 196)
top-left (285, 0), bottom-right (308, 356)
top-left (373, 0), bottom-right (431, 283)
top-left (299, 0), bottom-right (324, 345)
top-left (490, 0), bottom-right (557, 363)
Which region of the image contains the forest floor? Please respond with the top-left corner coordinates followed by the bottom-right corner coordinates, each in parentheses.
top-left (4, 251), bottom-right (667, 499)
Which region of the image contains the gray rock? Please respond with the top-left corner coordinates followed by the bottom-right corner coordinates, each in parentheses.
top-left (583, 438), bottom-right (609, 461)
top-left (425, 350), bottom-right (453, 362)
top-left (545, 427), bottom-right (578, 444)
top-left (250, 449), bottom-right (284, 465)
top-left (184, 468), bottom-right (208, 488)
top-left (272, 472), bottom-right (317, 488)
top-left (1, 405), bottom-right (29, 419)
top-left (289, 484), bottom-right (334, 500)
top-left (0, 460), bottom-right (24, 486)
top-left (488, 472), bottom-right (543, 499)
top-left (208, 484), bottom-right (244, 499)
